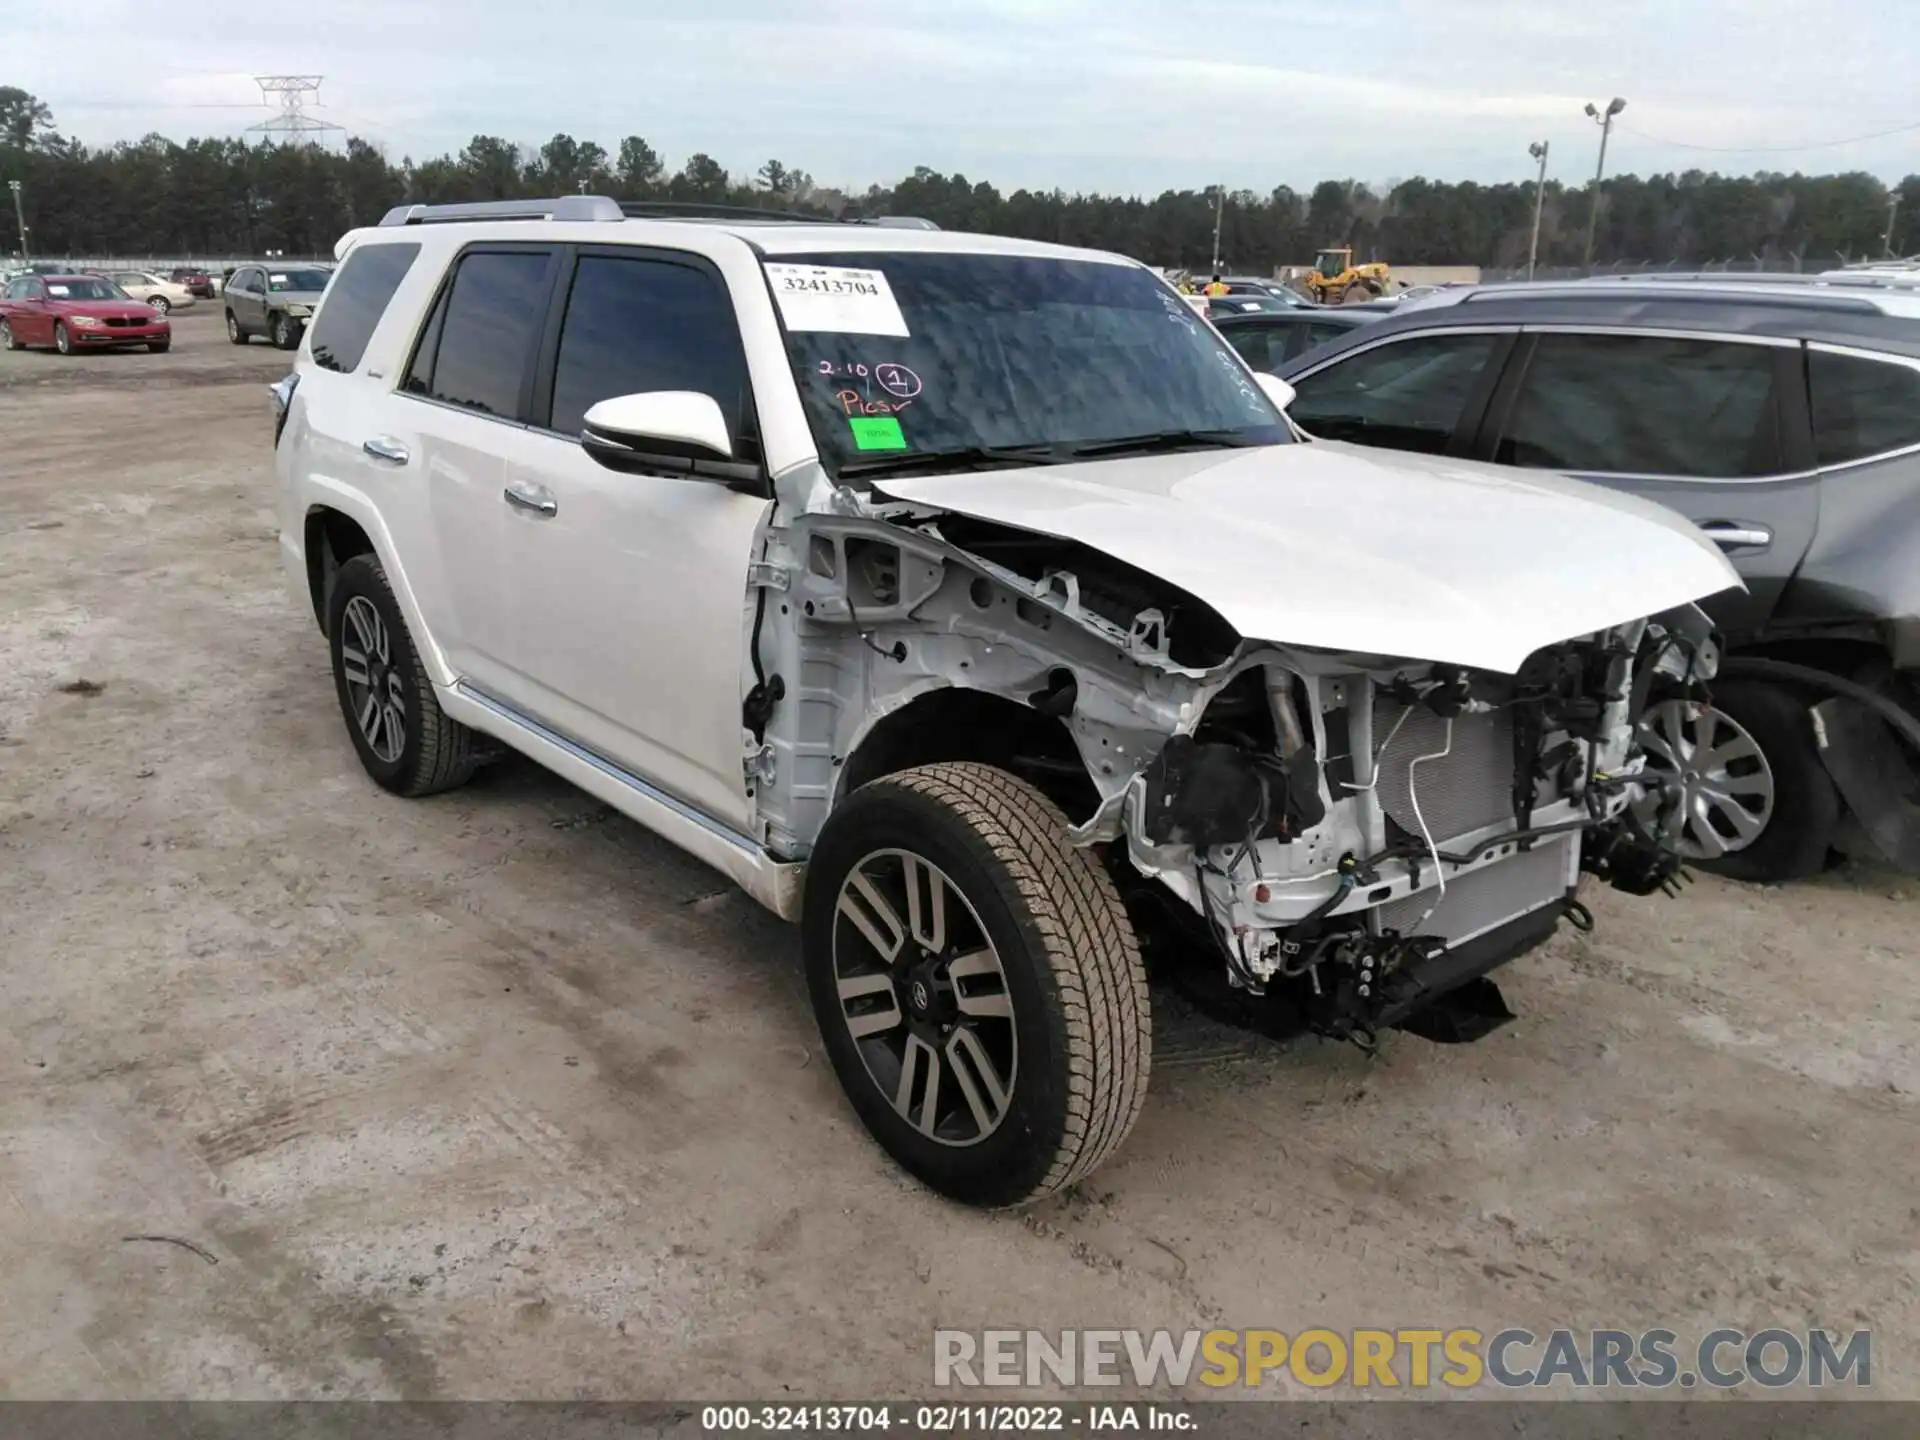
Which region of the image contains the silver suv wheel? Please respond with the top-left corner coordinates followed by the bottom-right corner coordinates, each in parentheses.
top-left (1634, 698), bottom-right (1775, 859)
top-left (832, 848), bottom-right (1016, 1146)
top-left (339, 594), bottom-right (407, 763)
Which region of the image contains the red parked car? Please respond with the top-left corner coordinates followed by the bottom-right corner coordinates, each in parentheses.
top-left (0, 274), bottom-right (171, 354)
top-left (168, 266), bottom-right (216, 299)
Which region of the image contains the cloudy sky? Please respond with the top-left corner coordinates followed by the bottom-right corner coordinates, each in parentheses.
top-left (15, 0), bottom-right (1916, 193)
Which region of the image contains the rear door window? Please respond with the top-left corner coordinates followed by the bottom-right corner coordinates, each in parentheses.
top-left (404, 248), bottom-right (554, 420)
top-left (1809, 347), bottom-right (1920, 466)
top-left (308, 243), bottom-right (418, 374)
top-left (1288, 332), bottom-right (1504, 454)
top-left (544, 253), bottom-right (750, 441)
top-left (1494, 332), bottom-right (1782, 477)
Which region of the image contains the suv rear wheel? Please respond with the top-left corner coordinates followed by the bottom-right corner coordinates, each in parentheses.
top-left (326, 553), bottom-right (480, 797)
top-left (803, 763), bottom-right (1151, 1207)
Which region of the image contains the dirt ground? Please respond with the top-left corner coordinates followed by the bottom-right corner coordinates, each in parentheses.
top-left (1, 312), bottom-right (1915, 1403)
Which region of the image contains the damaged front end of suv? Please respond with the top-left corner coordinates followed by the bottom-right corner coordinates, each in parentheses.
top-left (746, 476), bottom-right (1722, 1052)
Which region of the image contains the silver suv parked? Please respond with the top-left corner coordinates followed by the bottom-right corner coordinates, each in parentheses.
top-left (273, 197), bottom-right (1735, 1205)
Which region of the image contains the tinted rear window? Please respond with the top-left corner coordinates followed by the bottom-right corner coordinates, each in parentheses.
top-left (407, 249), bottom-right (553, 420)
top-left (1810, 348), bottom-right (1920, 465)
top-left (309, 243), bottom-right (419, 374)
top-left (1494, 333), bottom-right (1781, 478)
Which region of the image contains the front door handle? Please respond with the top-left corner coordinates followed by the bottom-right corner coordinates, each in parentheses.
top-left (362, 437), bottom-right (409, 464)
top-left (503, 481), bottom-right (558, 518)
top-left (1700, 520), bottom-right (1773, 552)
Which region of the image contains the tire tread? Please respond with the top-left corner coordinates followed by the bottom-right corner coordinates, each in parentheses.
top-left (877, 762), bottom-right (1151, 1204)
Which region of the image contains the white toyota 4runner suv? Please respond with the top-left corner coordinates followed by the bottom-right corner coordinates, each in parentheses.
top-left (274, 196), bottom-right (1738, 1207)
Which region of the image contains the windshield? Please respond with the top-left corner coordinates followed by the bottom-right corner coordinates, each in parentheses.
top-left (768, 251), bottom-right (1286, 476)
top-left (267, 269), bottom-right (331, 293)
top-left (44, 278), bottom-right (125, 301)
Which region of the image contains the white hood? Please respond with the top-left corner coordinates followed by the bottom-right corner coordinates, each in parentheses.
top-left (873, 441), bottom-right (1740, 674)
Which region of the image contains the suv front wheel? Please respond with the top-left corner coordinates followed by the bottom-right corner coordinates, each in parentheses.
top-left (1635, 679), bottom-right (1839, 882)
top-left (803, 763), bottom-right (1151, 1207)
top-left (326, 553), bottom-right (480, 797)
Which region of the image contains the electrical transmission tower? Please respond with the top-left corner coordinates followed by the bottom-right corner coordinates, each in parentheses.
top-left (247, 76), bottom-right (345, 145)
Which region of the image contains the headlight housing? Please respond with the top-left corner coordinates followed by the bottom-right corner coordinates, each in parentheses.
top-left (283, 304), bottom-right (312, 318)
top-left (71, 315), bottom-right (105, 327)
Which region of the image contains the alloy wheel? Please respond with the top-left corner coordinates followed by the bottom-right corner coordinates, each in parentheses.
top-left (0, 320), bottom-right (13, 350)
top-left (338, 595), bottom-right (407, 763)
top-left (150, 297), bottom-right (170, 315)
top-left (831, 848), bottom-right (1017, 1147)
top-left (1634, 699), bottom-right (1775, 859)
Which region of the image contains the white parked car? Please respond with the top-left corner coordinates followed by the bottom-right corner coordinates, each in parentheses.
top-left (109, 270), bottom-right (197, 314)
top-left (273, 197), bottom-right (1737, 1206)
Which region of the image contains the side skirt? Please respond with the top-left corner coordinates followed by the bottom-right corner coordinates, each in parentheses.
top-left (438, 682), bottom-right (805, 921)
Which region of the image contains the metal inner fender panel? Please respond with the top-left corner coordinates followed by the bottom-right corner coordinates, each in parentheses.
top-left (1379, 834), bottom-right (1577, 945)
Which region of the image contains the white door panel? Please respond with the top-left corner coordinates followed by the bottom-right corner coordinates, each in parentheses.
top-left (488, 424), bottom-right (768, 829)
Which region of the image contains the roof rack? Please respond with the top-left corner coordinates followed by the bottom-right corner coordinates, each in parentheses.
top-left (377, 195), bottom-right (624, 226)
top-left (618, 200), bottom-right (829, 223)
top-left (1577, 270), bottom-right (1920, 291)
top-left (372, 195), bottom-right (945, 233)
top-left (1467, 281), bottom-right (1884, 315)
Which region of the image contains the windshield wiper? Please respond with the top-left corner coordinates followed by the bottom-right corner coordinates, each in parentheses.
top-left (836, 444), bottom-right (1060, 480)
top-left (1055, 429), bottom-right (1264, 461)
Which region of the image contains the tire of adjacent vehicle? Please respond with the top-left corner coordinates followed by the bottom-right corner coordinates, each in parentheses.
top-left (149, 296), bottom-right (170, 315)
top-left (325, 553), bottom-right (481, 798)
top-left (0, 319), bottom-right (19, 351)
top-left (53, 321), bottom-right (72, 355)
top-left (270, 314), bottom-right (295, 350)
top-left (1694, 679), bottom-right (1840, 882)
top-left (226, 311), bottom-right (247, 345)
top-left (802, 762), bottom-right (1152, 1208)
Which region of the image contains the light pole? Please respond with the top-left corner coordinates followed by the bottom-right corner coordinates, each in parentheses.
top-left (1885, 194), bottom-right (1901, 258)
top-left (1210, 185), bottom-right (1225, 274)
top-left (1582, 97), bottom-right (1626, 272)
top-left (1527, 141), bottom-right (1549, 280)
top-left (7, 180), bottom-right (27, 263)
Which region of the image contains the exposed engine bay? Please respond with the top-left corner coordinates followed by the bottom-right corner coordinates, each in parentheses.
top-left (744, 498), bottom-right (1720, 1050)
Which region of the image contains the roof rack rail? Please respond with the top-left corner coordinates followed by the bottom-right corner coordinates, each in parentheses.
top-left (618, 200), bottom-right (828, 222)
top-left (377, 195), bottom-right (625, 227)
top-left (855, 215), bottom-right (942, 231)
top-left (1577, 270), bottom-right (1920, 291)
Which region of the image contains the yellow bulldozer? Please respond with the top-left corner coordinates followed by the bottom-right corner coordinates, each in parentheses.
top-left (1304, 246), bottom-right (1391, 305)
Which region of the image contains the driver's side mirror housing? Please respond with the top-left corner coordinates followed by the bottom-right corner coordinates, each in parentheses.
top-left (1254, 372), bottom-right (1295, 411)
top-left (581, 391), bottom-right (762, 489)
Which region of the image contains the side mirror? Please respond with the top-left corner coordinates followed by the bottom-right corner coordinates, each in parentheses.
top-left (1254, 372), bottom-right (1296, 411)
top-left (581, 391), bottom-right (760, 488)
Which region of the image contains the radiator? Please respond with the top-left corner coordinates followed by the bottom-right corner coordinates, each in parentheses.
top-left (1377, 833), bottom-right (1576, 946)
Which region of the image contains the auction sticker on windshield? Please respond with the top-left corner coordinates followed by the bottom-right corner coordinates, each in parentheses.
top-left (764, 263), bottom-right (909, 337)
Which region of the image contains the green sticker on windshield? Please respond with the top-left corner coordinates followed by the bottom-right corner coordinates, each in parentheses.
top-left (849, 416), bottom-right (908, 451)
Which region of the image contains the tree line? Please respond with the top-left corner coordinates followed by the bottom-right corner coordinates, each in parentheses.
top-left (4, 85), bottom-right (1915, 269)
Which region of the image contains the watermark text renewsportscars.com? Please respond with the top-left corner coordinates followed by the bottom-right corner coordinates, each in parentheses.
top-left (933, 1327), bottom-right (1872, 1391)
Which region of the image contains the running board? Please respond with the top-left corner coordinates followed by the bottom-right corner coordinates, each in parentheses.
top-left (438, 682), bottom-right (805, 921)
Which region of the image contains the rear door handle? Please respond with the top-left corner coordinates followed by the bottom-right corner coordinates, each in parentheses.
top-left (362, 437), bottom-right (409, 464)
top-left (503, 481), bottom-right (558, 518)
top-left (1700, 520), bottom-right (1773, 552)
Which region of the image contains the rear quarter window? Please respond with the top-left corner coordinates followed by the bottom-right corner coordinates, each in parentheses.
top-left (309, 243), bottom-right (421, 374)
